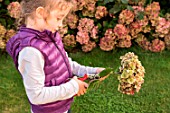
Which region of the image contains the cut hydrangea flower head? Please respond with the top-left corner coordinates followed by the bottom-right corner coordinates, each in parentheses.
top-left (118, 52), bottom-right (145, 95)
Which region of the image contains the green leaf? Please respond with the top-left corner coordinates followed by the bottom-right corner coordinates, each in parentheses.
top-left (144, 0), bottom-right (153, 6)
top-left (136, 11), bottom-right (144, 20)
top-left (132, 0), bottom-right (139, 3)
top-left (109, 4), bottom-right (122, 14)
top-left (127, 5), bottom-right (134, 11)
top-left (103, 0), bottom-right (115, 5)
top-left (121, 0), bottom-right (128, 4)
top-left (103, 21), bottom-right (109, 28)
top-left (0, 18), bottom-right (7, 27)
top-left (109, 0), bottom-right (115, 2)
top-left (97, 23), bottom-right (102, 29)
top-left (4, 0), bottom-right (10, 5)
top-left (104, 0), bottom-right (110, 5)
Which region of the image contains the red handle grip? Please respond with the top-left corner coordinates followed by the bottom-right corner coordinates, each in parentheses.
top-left (78, 74), bottom-right (88, 81)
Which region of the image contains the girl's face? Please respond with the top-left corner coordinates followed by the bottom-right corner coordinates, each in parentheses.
top-left (45, 7), bottom-right (71, 33)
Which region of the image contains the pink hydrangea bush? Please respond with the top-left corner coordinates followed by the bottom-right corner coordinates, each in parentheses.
top-left (3, 0), bottom-right (170, 53)
top-left (165, 13), bottom-right (170, 21)
top-left (118, 52), bottom-right (145, 95)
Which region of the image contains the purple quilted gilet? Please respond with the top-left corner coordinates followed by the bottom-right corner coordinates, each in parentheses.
top-left (6, 26), bottom-right (74, 113)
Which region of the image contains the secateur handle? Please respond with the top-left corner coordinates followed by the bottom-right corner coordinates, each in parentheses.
top-left (78, 74), bottom-right (88, 81)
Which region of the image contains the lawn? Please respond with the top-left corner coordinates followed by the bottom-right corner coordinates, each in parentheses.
top-left (0, 46), bottom-right (170, 113)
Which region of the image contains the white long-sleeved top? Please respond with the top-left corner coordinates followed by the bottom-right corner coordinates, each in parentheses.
top-left (18, 47), bottom-right (98, 105)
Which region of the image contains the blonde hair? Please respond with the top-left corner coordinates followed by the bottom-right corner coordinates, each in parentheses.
top-left (19, 0), bottom-right (73, 26)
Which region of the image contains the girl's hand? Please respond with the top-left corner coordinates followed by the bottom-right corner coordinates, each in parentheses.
top-left (73, 76), bottom-right (88, 96)
top-left (96, 68), bottom-right (105, 74)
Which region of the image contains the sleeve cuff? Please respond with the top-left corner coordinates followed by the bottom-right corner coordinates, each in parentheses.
top-left (69, 79), bottom-right (79, 94)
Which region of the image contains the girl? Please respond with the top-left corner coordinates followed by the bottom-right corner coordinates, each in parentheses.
top-left (6, 0), bottom-right (104, 113)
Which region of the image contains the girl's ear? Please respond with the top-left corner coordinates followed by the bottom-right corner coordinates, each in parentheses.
top-left (35, 7), bottom-right (45, 19)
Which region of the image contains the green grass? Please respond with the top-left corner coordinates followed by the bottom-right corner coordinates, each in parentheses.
top-left (0, 46), bottom-right (170, 113)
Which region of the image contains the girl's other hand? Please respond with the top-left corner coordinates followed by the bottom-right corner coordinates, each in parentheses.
top-left (73, 76), bottom-right (88, 96)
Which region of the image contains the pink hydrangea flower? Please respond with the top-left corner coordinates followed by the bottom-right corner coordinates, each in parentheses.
top-left (128, 0), bottom-right (146, 6)
top-left (129, 21), bottom-right (143, 37)
top-left (5, 29), bottom-right (16, 41)
top-left (58, 26), bottom-right (68, 38)
top-left (82, 3), bottom-right (96, 17)
top-left (7, 2), bottom-right (21, 19)
top-left (164, 33), bottom-right (170, 50)
top-left (116, 35), bottom-right (132, 48)
top-left (64, 12), bottom-right (79, 29)
top-left (165, 13), bottom-right (170, 21)
top-left (90, 26), bottom-right (99, 39)
top-left (99, 29), bottom-right (116, 51)
top-left (145, 2), bottom-right (160, 20)
top-left (82, 41), bottom-right (96, 52)
top-left (155, 17), bottom-right (170, 37)
top-left (104, 29), bottom-right (116, 39)
top-left (149, 39), bottom-right (165, 52)
top-left (78, 18), bottom-right (94, 32)
top-left (0, 39), bottom-right (6, 49)
top-left (99, 37), bottom-right (115, 51)
top-left (63, 34), bottom-right (76, 47)
top-left (118, 9), bottom-right (135, 25)
top-left (72, 0), bottom-right (86, 11)
top-left (135, 34), bottom-right (151, 50)
top-left (114, 24), bottom-right (129, 39)
top-left (95, 6), bottom-right (108, 19)
top-left (76, 31), bottom-right (90, 45)
top-left (0, 24), bottom-right (6, 40)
